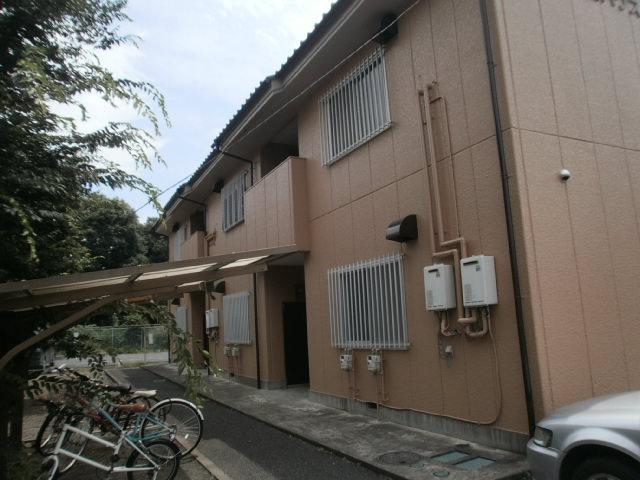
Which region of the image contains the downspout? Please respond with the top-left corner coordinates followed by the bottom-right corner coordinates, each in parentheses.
top-left (253, 273), bottom-right (261, 389)
top-left (479, 0), bottom-right (536, 435)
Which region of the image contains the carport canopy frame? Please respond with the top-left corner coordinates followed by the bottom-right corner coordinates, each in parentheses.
top-left (0, 245), bottom-right (300, 370)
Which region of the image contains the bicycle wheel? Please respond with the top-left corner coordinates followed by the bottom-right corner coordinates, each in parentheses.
top-left (125, 438), bottom-right (180, 480)
top-left (144, 399), bottom-right (203, 456)
top-left (56, 414), bottom-right (92, 474)
top-left (37, 456), bottom-right (59, 480)
top-left (35, 410), bottom-right (66, 456)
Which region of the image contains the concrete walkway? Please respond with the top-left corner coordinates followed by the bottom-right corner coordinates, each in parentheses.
top-left (133, 364), bottom-right (530, 480)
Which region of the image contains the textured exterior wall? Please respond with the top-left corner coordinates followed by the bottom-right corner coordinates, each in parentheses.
top-left (168, 230), bottom-right (204, 261)
top-left (205, 156), bottom-right (309, 256)
top-left (207, 273), bottom-right (257, 381)
top-left (261, 266), bottom-right (306, 384)
top-left (490, 0), bottom-right (640, 417)
top-left (298, 0), bottom-right (529, 435)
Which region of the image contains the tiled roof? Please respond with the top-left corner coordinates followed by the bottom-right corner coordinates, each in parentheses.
top-left (163, 0), bottom-right (349, 214)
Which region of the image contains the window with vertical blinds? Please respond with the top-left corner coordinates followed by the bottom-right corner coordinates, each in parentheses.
top-left (328, 253), bottom-right (408, 350)
top-left (320, 47), bottom-right (391, 166)
top-left (222, 172), bottom-right (247, 232)
top-left (173, 225), bottom-right (186, 261)
top-left (223, 291), bottom-right (251, 344)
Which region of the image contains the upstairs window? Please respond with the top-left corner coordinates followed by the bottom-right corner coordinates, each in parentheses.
top-left (320, 47), bottom-right (391, 166)
top-left (221, 172), bottom-right (247, 232)
top-left (327, 253), bottom-right (408, 350)
top-left (189, 210), bottom-right (206, 235)
top-left (223, 291), bottom-right (252, 344)
top-left (173, 224), bottom-right (186, 261)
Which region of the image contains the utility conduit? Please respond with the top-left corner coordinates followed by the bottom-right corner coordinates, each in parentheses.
top-left (418, 87), bottom-right (502, 425)
top-left (419, 87), bottom-right (478, 333)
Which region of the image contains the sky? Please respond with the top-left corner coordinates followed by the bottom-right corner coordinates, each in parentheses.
top-left (88, 0), bottom-right (336, 221)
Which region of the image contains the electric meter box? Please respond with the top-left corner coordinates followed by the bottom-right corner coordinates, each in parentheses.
top-left (367, 354), bottom-right (382, 374)
top-left (460, 255), bottom-right (497, 307)
top-left (205, 308), bottom-right (219, 329)
top-left (339, 354), bottom-right (353, 371)
top-left (423, 264), bottom-right (456, 311)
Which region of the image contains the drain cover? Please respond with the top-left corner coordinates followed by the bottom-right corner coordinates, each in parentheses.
top-left (377, 451), bottom-right (423, 466)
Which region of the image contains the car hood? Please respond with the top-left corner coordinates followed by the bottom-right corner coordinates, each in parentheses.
top-left (545, 390), bottom-right (640, 422)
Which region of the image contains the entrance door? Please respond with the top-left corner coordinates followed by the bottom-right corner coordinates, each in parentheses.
top-left (282, 302), bottom-right (309, 385)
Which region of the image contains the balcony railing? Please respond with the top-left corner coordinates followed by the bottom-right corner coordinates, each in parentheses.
top-left (199, 156), bottom-right (309, 257)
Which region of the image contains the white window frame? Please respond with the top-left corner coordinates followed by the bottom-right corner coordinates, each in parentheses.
top-left (221, 172), bottom-right (247, 232)
top-left (320, 47), bottom-right (391, 166)
top-left (328, 253), bottom-right (408, 350)
top-left (174, 306), bottom-right (188, 333)
top-left (223, 291), bottom-right (252, 345)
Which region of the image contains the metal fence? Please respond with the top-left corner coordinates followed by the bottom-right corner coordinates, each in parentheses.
top-left (74, 324), bottom-right (169, 356)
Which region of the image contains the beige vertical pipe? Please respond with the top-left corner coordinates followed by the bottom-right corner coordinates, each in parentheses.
top-left (419, 87), bottom-right (477, 329)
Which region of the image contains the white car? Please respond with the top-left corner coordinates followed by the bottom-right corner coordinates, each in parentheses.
top-left (527, 391), bottom-right (640, 480)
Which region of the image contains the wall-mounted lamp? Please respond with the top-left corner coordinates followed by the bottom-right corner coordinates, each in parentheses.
top-left (206, 280), bottom-right (226, 296)
top-left (386, 214), bottom-right (418, 242)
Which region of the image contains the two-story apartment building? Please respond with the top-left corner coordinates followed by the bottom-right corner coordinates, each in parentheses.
top-left (157, 0), bottom-right (640, 452)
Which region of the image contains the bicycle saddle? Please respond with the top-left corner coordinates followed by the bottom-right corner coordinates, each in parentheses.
top-left (131, 390), bottom-right (157, 397)
top-left (112, 402), bottom-right (148, 413)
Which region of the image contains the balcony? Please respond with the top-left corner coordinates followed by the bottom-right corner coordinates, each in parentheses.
top-left (207, 156), bottom-right (309, 256)
top-left (182, 230), bottom-right (206, 260)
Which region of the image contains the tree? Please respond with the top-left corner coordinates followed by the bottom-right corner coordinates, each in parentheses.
top-left (0, 1), bottom-right (169, 476)
top-left (138, 217), bottom-right (168, 264)
top-left (0, 0), bottom-right (168, 283)
top-left (76, 194), bottom-right (140, 271)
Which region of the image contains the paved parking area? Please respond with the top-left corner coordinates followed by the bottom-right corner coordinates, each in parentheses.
top-left (115, 365), bottom-right (530, 480)
top-left (117, 367), bottom-right (392, 480)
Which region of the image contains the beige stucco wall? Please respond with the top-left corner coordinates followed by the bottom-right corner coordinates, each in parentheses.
top-left (207, 273), bottom-right (257, 380)
top-left (204, 156), bottom-right (309, 256)
top-left (298, 0), bottom-right (529, 434)
top-left (206, 267), bottom-right (304, 386)
top-left (261, 266), bottom-right (306, 384)
top-left (490, 0), bottom-right (640, 417)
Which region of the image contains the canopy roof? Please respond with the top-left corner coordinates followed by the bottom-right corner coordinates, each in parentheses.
top-left (0, 245), bottom-right (299, 312)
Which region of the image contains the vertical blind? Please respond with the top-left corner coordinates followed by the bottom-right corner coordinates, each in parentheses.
top-left (173, 226), bottom-right (185, 261)
top-left (222, 172), bottom-right (247, 232)
top-left (174, 306), bottom-right (188, 333)
top-left (320, 47), bottom-right (391, 166)
top-left (223, 291), bottom-right (252, 344)
top-left (328, 253), bottom-right (408, 350)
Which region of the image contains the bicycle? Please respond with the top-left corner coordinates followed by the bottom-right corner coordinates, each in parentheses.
top-left (33, 364), bottom-right (204, 457)
top-left (143, 398), bottom-right (204, 456)
top-left (34, 365), bottom-right (159, 460)
top-left (39, 401), bottom-right (180, 480)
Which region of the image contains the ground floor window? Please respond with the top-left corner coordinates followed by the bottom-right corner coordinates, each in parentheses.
top-left (223, 291), bottom-right (252, 344)
top-left (328, 252), bottom-right (408, 350)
